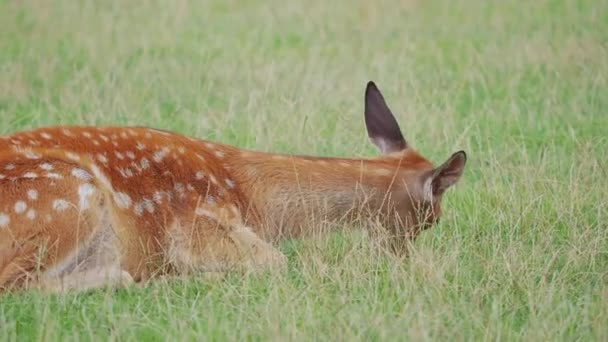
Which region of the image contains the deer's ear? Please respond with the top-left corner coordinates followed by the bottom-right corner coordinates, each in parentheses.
top-left (364, 81), bottom-right (407, 154)
top-left (430, 151), bottom-right (467, 196)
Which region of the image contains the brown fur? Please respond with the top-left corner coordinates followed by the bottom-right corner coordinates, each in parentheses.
top-left (0, 82), bottom-right (466, 292)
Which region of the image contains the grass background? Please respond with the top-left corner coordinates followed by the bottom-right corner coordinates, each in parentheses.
top-left (1, 0), bottom-right (607, 340)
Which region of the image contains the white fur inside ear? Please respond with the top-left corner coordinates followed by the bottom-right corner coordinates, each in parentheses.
top-left (371, 137), bottom-right (391, 154)
top-left (370, 136), bottom-right (405, 154)
top-left (423, 177), bottom-right (434, 202)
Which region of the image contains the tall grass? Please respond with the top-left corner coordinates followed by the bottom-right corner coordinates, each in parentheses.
top-left (1, 0), bottom-right (606, 340)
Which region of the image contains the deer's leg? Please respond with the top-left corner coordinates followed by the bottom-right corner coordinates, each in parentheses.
top-left (167, 204), bottom-right (286, 275)
top-left (36, 265), bottom-right (134, 293)
top-left (34, 194), bottom-right (136, 293)
top-left (226, 225), bottom-right (287, 271)
top-left (0, 160), bottom-right (133, 293)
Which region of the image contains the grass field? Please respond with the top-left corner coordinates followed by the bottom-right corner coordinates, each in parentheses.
top-left (1, 0), bottom-right (607, 340)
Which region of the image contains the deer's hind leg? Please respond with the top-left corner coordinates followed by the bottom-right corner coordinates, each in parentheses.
top-left (0, 159), bottom-right (133, 293)
top-left (167, 203), bottom-right (286, 276)
top-left (36, 202), bottom-right (134, 293)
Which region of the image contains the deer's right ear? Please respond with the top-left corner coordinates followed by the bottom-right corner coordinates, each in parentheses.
top-left (430, 151), bottom-right (467, 196)
top-left (364, 81), bottom-right (407, 154)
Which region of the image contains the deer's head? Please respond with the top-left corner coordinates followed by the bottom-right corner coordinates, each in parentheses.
top-left (364, 81), bottom-right (467, 252)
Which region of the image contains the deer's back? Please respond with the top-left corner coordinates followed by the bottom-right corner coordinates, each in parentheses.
top-left (0, 127), bottom-right (247, 266)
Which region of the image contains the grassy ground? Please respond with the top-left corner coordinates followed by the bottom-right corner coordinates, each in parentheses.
top-left (1, 0), bottom-right (607, 340)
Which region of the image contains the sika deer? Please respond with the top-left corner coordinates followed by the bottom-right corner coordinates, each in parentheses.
top-left (0, 82), bottom-right (466, 292)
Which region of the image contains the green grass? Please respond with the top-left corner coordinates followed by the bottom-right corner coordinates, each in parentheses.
top-left (1, 0), bottom-right (607, 340)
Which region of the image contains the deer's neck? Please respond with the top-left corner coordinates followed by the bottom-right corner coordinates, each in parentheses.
top-left (227, 151), bottom-right (400, 241)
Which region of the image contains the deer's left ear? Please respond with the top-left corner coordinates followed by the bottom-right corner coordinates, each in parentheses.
top-left (429, 151), bottom-right (467, 196)
top-left (364, 81), bottom-right (407, 154)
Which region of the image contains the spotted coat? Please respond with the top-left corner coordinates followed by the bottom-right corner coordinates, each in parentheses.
top-left (0, 82), bottom-right (467, 292)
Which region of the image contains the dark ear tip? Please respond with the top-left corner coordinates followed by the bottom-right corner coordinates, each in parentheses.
top-left (456, 150), bottom-right (467, 163)
top-left (366, 81), bottom-right (378, 93)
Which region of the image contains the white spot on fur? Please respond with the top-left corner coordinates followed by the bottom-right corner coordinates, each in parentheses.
top-left (40, 163), bottom-right (53, 171)
top-left (115, 151), bottom-right (125, 160)
top-left (82, 132), bottom-right (92, 138)
top-left (23, 172), bottom-right (38, 178)
top-left (65, 152), bottom-right (80, 161)
top-left (152, 148), bottom-right (169, 163)
top-left (4, 164), bottom-right (15, 170)
top-left (225, 179), bottom-right (235, 188)
top-left (136, 142), bottom-right (146, 150)
top-left (214, 151), bottom-right (225, 158)
top-left (140, 158), bottom-right (150, 170)
top-left (0, 213), bottom-right (9, 227)
top-left (126, 151), bottom-right (136, 160)
top-left (26, 209), bottom-right (36, 220)
top-left (0, 174), bottom-right (5, 179)
top-left (53, 199), bottom-right (70, 211)
top-left (195, 171), bottom-right (205, 180)
top-left (118, 167), bottom-right (134, 178)
top-left (130, 162), bottom-right (142, 173)
top-left (153, 191), bottom-right (164, 204)
top-left (195, 154), bottom-right (205, 162)
top-left (134, 199), bottom-right (154, 216)
top-left (24, 151), bottom-right (41, 159)
top-left (62, 129), bottom-right (74, 137)
top-left (45, 173), bottom-right (62, 179)
top-left (113, 192), bottom-right (132, 209)
top-left (40, 132), bottom-right (53, 140)
top-left (209, 175), bottom-right (218, 185)
top-left (178, 147), bottom-right (185, 154)
top-left (71, 168), bottom-right (92, 180)
top-left (27, 189), bottom-right (38, 200)
top-left (78, 184), bottom-right (96, 209)
top-left (97, 154), bottom-right (108, 164)
top-left (14, 201), bottom-right (27, 213)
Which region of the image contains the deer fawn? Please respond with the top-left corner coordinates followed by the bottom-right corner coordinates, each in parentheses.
top-left (0, 82), bottom-right (466, 292)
